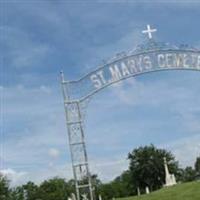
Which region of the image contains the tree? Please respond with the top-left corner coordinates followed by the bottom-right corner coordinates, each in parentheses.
top-left (23, 181), bottom-right (39, 200)
top-left (195, 157), bottom-right (200, 174)
top-left (97, 171), bottom-right (135, 200)
top-left (112, 170), bottom-right (136, 197)
top-left (66, 179), bottom-right (76, 195)
top-left (10, 186), bottom-right (24, 200)
top-left (182, 167), bottom-right (196, 182)
top-left (0, 174), bottom-right (10, 200)
top-left (98, 183), bottom-right (114, 200)
top-left (38, 177), bottom-right (72, 200)
top-left (128, 144), bottom-right (179, 192)
top-left (9, 182), bottom-right (39, 200)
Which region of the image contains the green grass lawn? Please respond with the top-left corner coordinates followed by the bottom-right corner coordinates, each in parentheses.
top-left (118, 181), bottom-right (200, 200)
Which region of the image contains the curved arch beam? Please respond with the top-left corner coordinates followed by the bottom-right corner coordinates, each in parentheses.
top-left (63, 48), bottom-right (200, 102)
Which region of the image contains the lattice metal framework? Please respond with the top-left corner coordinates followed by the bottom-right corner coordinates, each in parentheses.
top-left (61, 73), bottom-right (93, 200)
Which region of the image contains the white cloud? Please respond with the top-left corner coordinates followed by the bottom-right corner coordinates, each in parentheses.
top-left (48, 148), bottom-right (60, 159)
top-left (106, 74), bottom-right (200, 168)
top-left (0, 157), bottom-right (128, 186)
top-left (86, 71), bottom-right (200, 172)
top-left (160, 134), bottom-right (200, 168)
top-left (90, 156), bottom-right (129, 182)
top-left (110, 75), bottom-right (198, 107)
top-left (108, 72), bottom-right (200, 133)
top-left (0, 168), bottom-right (27, 186)
top-left (0, 163), bottom-right (73, 187)
top-left (1, 84), bottom-right (68, 171)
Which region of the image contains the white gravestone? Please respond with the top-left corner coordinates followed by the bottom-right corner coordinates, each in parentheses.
top-left (137, 187), bottom-right (141, 196)
top-left (163, 157), bottom-right (177, 187)
top-left (145, 186), bottom-right (150, 194)
top-left (72, 193), bottom-right (76, 200)
top-left (99, 195), bottom-right (102, 200)
top-left (68, 193), bottom-right (76, 200)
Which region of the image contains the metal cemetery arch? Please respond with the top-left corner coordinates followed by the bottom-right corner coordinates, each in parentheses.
top-left (61, 26), bottom-right (200, 200)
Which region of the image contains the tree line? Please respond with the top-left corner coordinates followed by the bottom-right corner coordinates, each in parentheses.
top-left (1, 145), bottom-right (200, 200)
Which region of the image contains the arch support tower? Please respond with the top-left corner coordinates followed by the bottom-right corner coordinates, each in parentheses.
top-left (61, 72), bottom-right (93, 200)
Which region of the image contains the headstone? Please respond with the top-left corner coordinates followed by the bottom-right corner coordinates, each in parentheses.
top-left (137, 187), bottom-right (141, 196)
top-left (99, 195), bottom-right (102, 200)
top-left (145, 186), bottom-right (150, 194)
top-left (163, 157), bottom-right (177, 187)
top-left (71, 193), bottom-right (76, 200)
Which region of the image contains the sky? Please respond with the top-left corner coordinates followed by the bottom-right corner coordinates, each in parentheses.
top-left (1, 0), bottom-right (200, 186)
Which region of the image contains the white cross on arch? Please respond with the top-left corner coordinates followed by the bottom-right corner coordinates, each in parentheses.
top-left (142, 24), bottom-right (157, 39)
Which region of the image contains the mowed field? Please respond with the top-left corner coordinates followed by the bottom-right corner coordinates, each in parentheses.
top-left (118, 181), bottom-right (200, 200)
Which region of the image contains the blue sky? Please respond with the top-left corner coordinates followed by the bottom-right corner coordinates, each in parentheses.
top-left (1, 1), bottom-right (200, 185)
